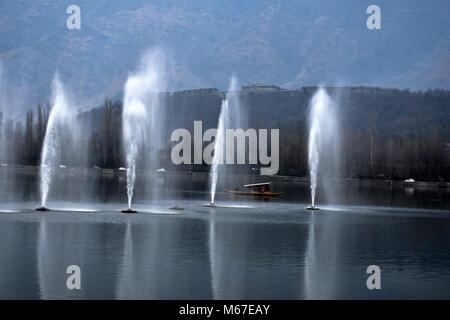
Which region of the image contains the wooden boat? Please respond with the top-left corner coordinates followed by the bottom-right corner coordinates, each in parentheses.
top-left (225, 182), bottom-right (283, 197)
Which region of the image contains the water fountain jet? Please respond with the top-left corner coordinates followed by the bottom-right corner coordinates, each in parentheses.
top-left (208, 98), bottom-right (228, 207)
top-left (307, 87), bottom-right (338, 210)
top-left (208, 77), bottom-right (238, 207)
top-left (37, 74), bottom-right (74, 211)
top-left (121, 50), bottom-right (166, 213)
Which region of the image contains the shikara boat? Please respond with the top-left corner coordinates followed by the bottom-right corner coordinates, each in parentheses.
top-left (225, 182), bottom-right (283, 197)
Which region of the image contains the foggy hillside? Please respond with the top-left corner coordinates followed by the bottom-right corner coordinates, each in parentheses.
top-left (1, 0), bottom-right (450, 116)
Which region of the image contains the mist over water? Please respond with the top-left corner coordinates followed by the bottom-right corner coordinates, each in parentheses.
top-left (122, 50), bottom-right (167, 209)
top-left (308, 88), bottom-right (340, 207)
top-left (39, 75), bottom-right (75, 208)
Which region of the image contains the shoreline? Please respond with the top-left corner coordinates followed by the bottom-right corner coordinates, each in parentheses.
top-left (1, 164), bottom-right (449, 189)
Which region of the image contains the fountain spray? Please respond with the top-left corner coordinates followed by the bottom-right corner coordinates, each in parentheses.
top-left (307, 88), bottom-right (338, 210)
top-left (121, 50), bottom-right (165, 213)
top-left (207, 76), bottom-right (238, 207)
top-left (37, 74), bottom-right (73, 211)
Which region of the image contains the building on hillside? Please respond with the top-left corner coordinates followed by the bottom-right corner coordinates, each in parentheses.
top-left (241, 83), bottom-right (283, 92)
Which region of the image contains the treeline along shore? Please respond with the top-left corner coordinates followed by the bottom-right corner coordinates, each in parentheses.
top-left (1, 86), bottom-right (449, 182)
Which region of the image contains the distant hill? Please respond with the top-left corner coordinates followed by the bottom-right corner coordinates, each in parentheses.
top-left (79, 86), bottom-right (450, 140)
top-left (1, 0), bottom-right (450, 117)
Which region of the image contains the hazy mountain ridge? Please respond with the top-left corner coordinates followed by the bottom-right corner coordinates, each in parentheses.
top-left (0, 0), bottom-right (449, 116)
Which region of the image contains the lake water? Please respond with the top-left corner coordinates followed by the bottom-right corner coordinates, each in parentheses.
top-left (0, 166), bottom-right (449, 299)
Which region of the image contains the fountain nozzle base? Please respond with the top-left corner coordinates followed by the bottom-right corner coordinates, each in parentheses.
top-left (206, 203), bottom-right (216, 208)
top-left (169, 206), bottom-right (184, 211)
top-left (121, 208), bottom-right (138, 214)
top-left (306, 206), bottom-right (320, 211)
top-left (35, 207), bottom-right (51, 212)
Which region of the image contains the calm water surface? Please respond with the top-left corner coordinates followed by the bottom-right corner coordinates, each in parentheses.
top-left (0, 167), bottom-right (449, 299)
